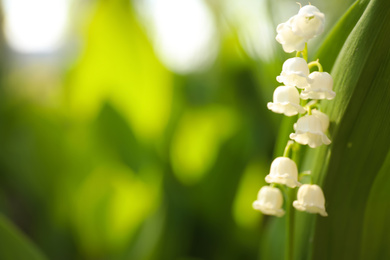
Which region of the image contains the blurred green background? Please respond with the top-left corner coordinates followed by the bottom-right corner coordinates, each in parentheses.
top-left (0, 0), bottom-right (357, 259)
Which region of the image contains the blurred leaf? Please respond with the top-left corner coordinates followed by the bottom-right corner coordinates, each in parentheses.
top-left (0, 214), bottom-right (47, 260)
top-left (93, 102), bottom-right (143, 172)
top-left (70, 162), bottom-right (162, 257)
top-left (170, 106), bottom-right (238, 185)
top-left (232, 160), bottom-right (267, 229)
top-left (67, 0), bottom-right (172, 141)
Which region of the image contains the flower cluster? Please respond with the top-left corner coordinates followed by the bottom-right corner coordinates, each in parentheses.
top-left (276, 5), bottom-right (324, 53)
top-left (253, 5), bottom-right (334, 218)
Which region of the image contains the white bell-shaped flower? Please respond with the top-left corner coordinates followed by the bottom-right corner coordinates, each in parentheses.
top-left (300, 72), bottom-right (336, 100)
top-left (276, 57), bottom-right (310, 89)
top-left (267, 86), bottom-right (306, 116)
top-left (265, 157), bottom-right (301, 188)
top-left (253, 186), bottom-right (285, 217)
top-left (292, 5), bottom-right (325, 40)
top-left (293, 184), bottom-right (328, 216)
top-left (276, 16), bottom-right (306, 53)
top-left (289, 115), bottom-right (331, 148)
top-left (312, 109), bottom-right (329, 132)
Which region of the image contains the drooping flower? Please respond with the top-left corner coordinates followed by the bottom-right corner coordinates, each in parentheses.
top-left (276, 57), bottom-right (310, 89)
top-left (253, 186), bottom-right (285, 217)
top-left (276, 16), bottom-right (306, 53)
top-left (292, 5), bottom-right (325, 40)
top-left (289, 115), bottom-right (331, 148)
top-left (312, 109), bottom-right (329, 132)
top-left (267, 86), bottom-right (306, 116)
top-left (300, 72), bottom-right (336, 100)
top-left (265, 157), bottom-right (301, 188)
top-left (293, 184), bottom-right (328, 216)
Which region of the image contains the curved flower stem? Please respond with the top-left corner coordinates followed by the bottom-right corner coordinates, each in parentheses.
top-left (283, 140), bottom-right (295, 157)
top-left (308, 59), bottom-right (323, 72)
top-left (299, 171), bottom-right (313, 184)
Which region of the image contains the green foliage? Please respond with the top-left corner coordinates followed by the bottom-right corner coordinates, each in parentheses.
top-left (261, 0), bottom-right (390, 259)
top-left (0, 0), bottom-right (389, 259)
top-left (295, 0), bottom-right (390, 259)
top-left (0, 214), bottom-right (47, 260)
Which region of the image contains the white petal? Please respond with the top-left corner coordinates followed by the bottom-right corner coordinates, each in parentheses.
top-left (267, 86), bottom-right (306, 116)
top-left (301, 72), bottom-right (335, 100)
top-left (267, 102), bottom-right (306, 116)
top-left (312, 110), bottom-right (330, 132)
top-left (277, 58), bottom-right (310, 88)
top-left (253, 186), bottom-right (285, 217)
top-left (290, 131), bottom-right (331, 148)
top-left (300, 89), bottom-right (336, 100)
top-left (292, 5), bottom-right (325, 40)
top-left (276, 17), bottom-right (306, 53)
top-left (289, 115), bottom-right (331, 148)
top-left (293, 184), bottom-right (328, 216)
top-left (265, 157), bottom-right (301, 188)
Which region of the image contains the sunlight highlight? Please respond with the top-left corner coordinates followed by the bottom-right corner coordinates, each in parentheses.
top-left (2, 0), bottom-right (70, 53)
top-left (145, 0), bottom-right (218, 73)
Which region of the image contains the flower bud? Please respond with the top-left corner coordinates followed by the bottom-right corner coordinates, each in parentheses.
top-left (267, 86), bottom-right (306, 116)
top-left (293, 184), bottom-right (328, 216)
top-left (265, 157), bottom-right (301, 188)
top-left (300, 72), bottom-right (336, 100)
top-left (292, 5), bottom-right (325, 40)
top-left (276, 57), bottom-right (310, 89)
top-left (289, 115), bottom-right (331, 148)
top-left (253, 186), bottom-right (285, 217)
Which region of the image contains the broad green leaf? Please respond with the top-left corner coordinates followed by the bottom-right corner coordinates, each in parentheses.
top-left (0, 214), bottom-right (47, 260)
top-left (360, 149), bottom-right (390, 260)
top-left (295, 0), bottom-right (390, 259)
top-left (315, 0), bottom-right (369, 70)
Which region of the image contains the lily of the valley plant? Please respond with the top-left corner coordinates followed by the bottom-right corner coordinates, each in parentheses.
top-left (253, 4), bottom-right (335, 260)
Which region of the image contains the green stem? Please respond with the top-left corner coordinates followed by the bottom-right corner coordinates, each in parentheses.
top-left (305, 100), bottom-right (319, 115)
top-left (302, 43), bottom-right (308, 62)
top-left (298, 171), bottom-right (313, 184)
top-left (308, 59), bottom-right (323, 72)
top-left (283, 140), bottom-right (295, 157)
top-left (285, 188), bottom-right (295, 260)
top-left (308, 106), bottom-right (312, 115)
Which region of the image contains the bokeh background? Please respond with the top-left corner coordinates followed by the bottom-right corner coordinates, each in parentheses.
top-left (0, 0), bottom-right (355, 259)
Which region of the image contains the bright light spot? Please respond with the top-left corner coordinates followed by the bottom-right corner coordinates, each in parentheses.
top-left (223, 0), bottom-right (275, 61)
top-left (139, 0), bottom-right (218, 74)
top-left (2, 0), bottom-right (70, 53)
top-left (232, 160), bottom-right (268, 229)
top-left (170, 106), bottom-right (238, 185)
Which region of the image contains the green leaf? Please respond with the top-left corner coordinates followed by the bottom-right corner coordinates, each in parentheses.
top-left (294, 0), bottom-right (390, 259)
top-left (0, 214), bottom-right (47, 260)
top-left (315, 0), bottom-right (370, 70)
